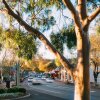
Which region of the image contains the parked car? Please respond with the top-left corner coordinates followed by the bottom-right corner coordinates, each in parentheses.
top-left (28, 77), bottom-right (33, 82)
top-left (45, 78), bottom-right (54, 83)
top-left (37, 75), bottom-right (42, 78)
top-left (32, 78), bottom-right (42, 85)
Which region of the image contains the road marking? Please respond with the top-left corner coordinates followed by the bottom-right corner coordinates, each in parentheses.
top-left (90, 91), bottom-right (96, 93)
top-left (46, 85), bottom-right (73, 90)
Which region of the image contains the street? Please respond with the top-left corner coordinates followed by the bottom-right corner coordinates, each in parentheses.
top-left (20, 79), bottom-right (100, 100)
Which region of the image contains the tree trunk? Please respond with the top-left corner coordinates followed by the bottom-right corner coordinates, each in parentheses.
top-left (74, 32), bottom-right (90, 100)
top-left (93, 71), bottom-right (97, 85)
top-left (74, 65), bottom-right (90, 100)
top-left (74, 78), bottom-right (90, 100)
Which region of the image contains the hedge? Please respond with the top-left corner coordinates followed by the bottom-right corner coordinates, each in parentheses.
top-left (0, 87), bottom-right (26, 94)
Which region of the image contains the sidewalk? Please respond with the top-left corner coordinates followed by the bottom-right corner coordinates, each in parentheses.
top-left (90, 83), bottom-right (100, 89)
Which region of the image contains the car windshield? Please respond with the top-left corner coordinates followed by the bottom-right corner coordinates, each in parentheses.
top-left (47, 78), bottom-right (52, 80)
top-left (34, 78), bottom-right (40, 80)
top-left (29, 77), bottom-right (33, 79)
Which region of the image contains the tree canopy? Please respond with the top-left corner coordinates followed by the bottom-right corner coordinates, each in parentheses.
top-left (90, 34), bottom-right (100, 70)
top-left (50, 26), bottom-right (76, 54)
top-left (0, 27), bottom-right (37, 60)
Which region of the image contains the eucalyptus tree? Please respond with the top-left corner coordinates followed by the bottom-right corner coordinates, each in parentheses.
top-left (46, 61), bottom-right (57, 72)
top-left (2, 0), bottom-right (100, 100)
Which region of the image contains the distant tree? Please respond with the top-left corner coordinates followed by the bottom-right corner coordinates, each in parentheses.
top-left (21, 59), bottom-right (36, 71)
top-left (46, 61), bottom-right (57, 72)
top-left (90, 34), bottom-right (100, 85)
top-left (96, 25), bottom-right (100, 35)
top-left (37, 57), bottom-right (51, 72)
top-left (55, 58), bottom-right (62, 67)
top-left (0, 27), bottom-right (37, 60)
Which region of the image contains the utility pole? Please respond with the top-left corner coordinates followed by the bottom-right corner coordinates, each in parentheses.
top-left (16, 62), bottom-right (20, 87)
top-left (16, 0), bottom-right (21, 87)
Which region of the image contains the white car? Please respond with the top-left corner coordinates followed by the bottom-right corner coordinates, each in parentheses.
top-left (41, 76), bottom-right (46, 80)
top-left (46, 78), bottom-right (54, 83)
top-left (28, 77), bottom-right (33, 82)
top-left (32, 78), bottom-right (42, 85)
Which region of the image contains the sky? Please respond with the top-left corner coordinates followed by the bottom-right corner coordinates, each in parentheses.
top-left (37, 7), bottom-right (74, 59)
top-left (0, 48), bottom-right (14, 64)
top-left (0, 0), bottom-right (97, 60)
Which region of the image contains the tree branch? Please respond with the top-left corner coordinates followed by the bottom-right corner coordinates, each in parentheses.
top-left (62, 0), bottom-right (84, 68)
top-left (2, 0), bottom-right (74, 77)
top-left (77, 0), bottom-right (87, 20)
top-left (88, 7), bottom-right (100, 22)
top-left (62, 0), bottom-right (83, 36)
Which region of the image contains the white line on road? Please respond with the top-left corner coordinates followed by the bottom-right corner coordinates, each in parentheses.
top-left (46, 85), bottom-right (73, 90)
top-left (90, 91), bottom-right (96, 93)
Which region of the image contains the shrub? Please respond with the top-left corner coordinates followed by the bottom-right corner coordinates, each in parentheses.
top-left (0, 89), bottom-right (6, 94)
top-left (18, 88), bottom-right (26, 94)
top-left (7, 87), bottom-right (26, 93)
top-left (7, 87), bottom-right (19, 93)
top-left (0, 87), bottom-right (27, 94)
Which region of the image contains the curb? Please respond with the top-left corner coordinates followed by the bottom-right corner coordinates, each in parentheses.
top-left (11, 93), bottom-right (30, 100)
top-left (5, 93), bottom-right (30, 100)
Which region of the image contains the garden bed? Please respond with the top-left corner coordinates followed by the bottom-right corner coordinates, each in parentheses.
top-left (0, 87), bottom-right (27, 99)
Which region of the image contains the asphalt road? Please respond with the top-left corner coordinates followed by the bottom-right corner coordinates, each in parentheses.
top-left (20, 79), bottom-right (100, 100)
top-left (20, 90), bottom-right (66, 100)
